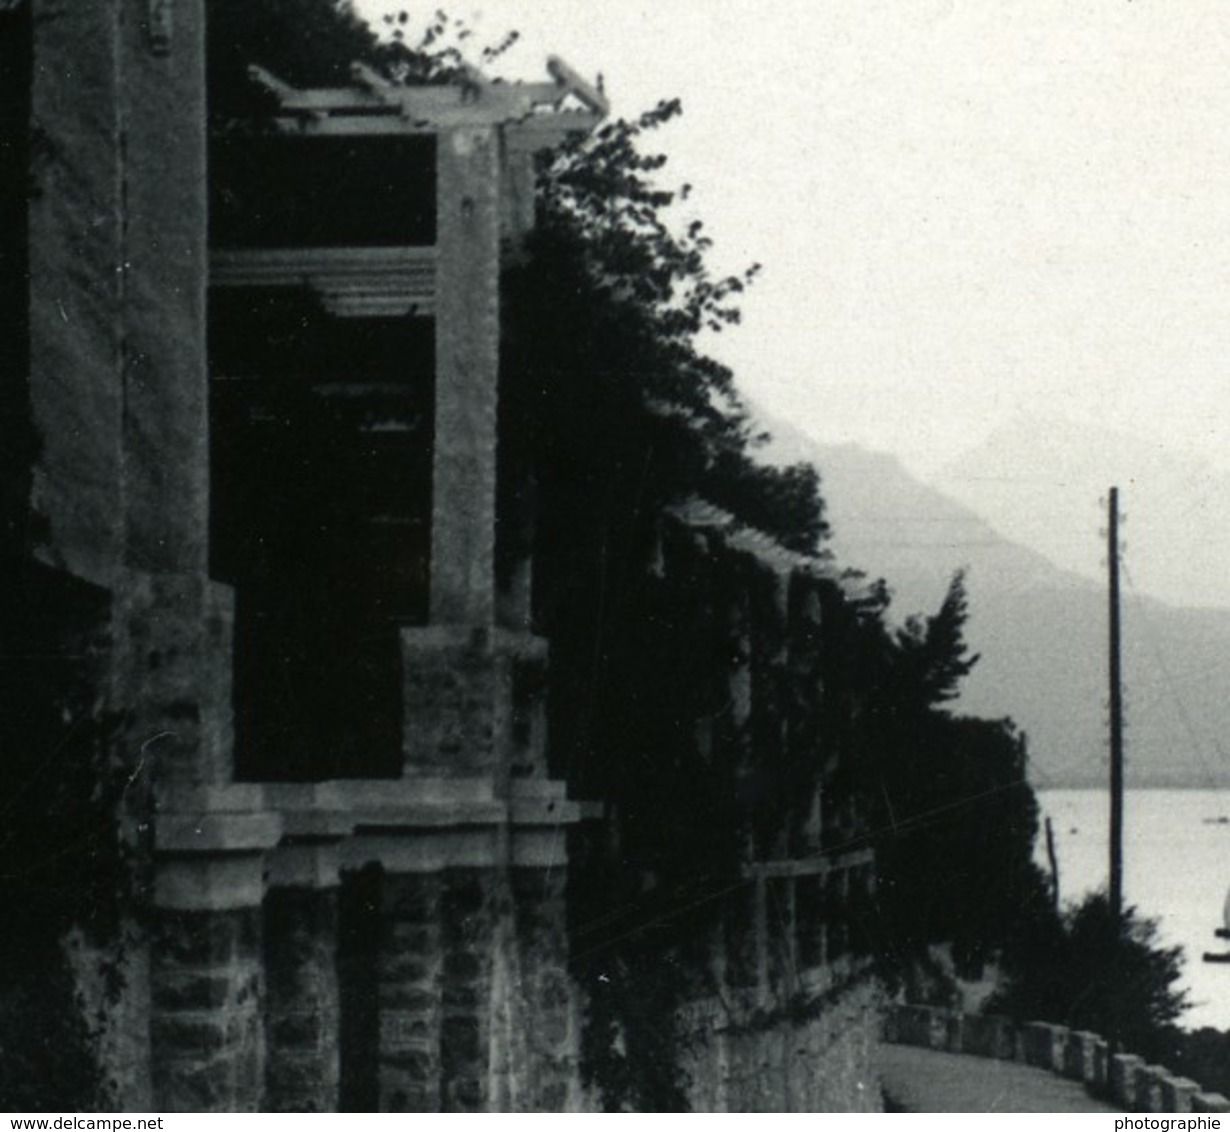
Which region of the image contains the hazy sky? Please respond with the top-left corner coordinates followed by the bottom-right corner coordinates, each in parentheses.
top-left (356, 1), bottom-right (1230, 605)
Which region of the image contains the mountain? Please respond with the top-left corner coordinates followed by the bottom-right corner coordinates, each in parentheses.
top-left (933, 412), bottom-right (1230, 613)
top-left (754, 413), bottom-right (1230, 788)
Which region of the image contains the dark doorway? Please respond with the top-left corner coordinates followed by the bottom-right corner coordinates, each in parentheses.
top-left (209, 288), bottom-right (434, 780)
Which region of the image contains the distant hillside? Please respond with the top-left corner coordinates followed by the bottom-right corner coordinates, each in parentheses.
top-left (754, 414), bottom-right (1230, 788)
top-left (934, 412), bottom-right (1230, 612)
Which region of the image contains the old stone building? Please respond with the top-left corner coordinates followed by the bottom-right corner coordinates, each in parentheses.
top-left (2, 0), bottom-right (882, 1112)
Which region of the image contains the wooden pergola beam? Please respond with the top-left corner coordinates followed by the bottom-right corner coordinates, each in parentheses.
top-left (244, 55), bottom-right (608, 145)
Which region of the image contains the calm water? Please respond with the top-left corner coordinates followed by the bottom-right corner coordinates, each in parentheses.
top-left (1037, 789), bottom-right (1230, 1031)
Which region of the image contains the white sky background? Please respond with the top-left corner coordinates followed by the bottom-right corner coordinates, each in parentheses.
top-left (357, 1), bottom-right (1230, 607)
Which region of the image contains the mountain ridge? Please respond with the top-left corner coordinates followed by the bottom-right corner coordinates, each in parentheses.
top-left (751, 411), bottom-right (1230, 788)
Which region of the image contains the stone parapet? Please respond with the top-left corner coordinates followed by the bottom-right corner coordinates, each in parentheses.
top-left (882, 1005), bottom-right (1224, 1115)
top-left (960, 1013), bottom-right (1016, 1059)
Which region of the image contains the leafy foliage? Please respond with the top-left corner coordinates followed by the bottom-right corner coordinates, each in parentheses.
top-left (0, 565), bottom-right (128, 1110)
top-left (988, 893), bottom-right (1189, 1053)
top-left (811, 571), bottom-right (1048, 978)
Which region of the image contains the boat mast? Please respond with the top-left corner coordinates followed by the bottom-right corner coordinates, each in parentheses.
top-left (1108, 485), bottom-right (1124, 926)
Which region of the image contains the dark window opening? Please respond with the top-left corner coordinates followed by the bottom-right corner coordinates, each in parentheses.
top-left (210, 135), bottom-right (436, 249)
top-left (209, 289), bottom-right (434, 781)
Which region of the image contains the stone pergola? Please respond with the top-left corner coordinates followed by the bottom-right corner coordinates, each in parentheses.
top-left (151, 54), bottom-right (608, 1110)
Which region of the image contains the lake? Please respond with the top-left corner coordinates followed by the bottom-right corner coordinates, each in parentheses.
top-left (1037, 789), bottom-right (1230, 1031)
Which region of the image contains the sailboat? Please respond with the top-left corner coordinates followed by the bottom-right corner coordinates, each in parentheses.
top-left (1200, 887), bottom-right (1230, 963)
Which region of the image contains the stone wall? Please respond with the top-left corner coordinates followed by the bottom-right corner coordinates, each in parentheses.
top-left (680, 978), bottom-right (882, 1113)
top-left (883, 1004), bottom-right (1230, 1114)
top-left (13, 2), bottom-right (886, 1112)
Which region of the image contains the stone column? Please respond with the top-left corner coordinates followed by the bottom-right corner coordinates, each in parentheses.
top-left (795, 872), bottom-right (826, 972)
top-left (151, 799), bottom-right (279, 1112)
top-left (400, 626), bottom-right (511, 777)
top-left (511, 867), bottom-right (578, 1112)
top-left (439, 869), bottom-right (496, 1112)
top-left (263, 845), bottom-right (341, 1112)
top-left (120, 0), bottom-right (209, 577)
top-left (430, 125), bottom-right (501, 627)
top-left (151, 900), bottom-right (263, 1111)
top-left (377, 872), bottom-right (444, 1112)
top-left (766, 876), bottom-right (798, 996)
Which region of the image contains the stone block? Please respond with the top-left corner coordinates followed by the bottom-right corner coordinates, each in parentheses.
top-left (151, 971), bottom-right (234, 1012)
top-left (1063, 1030), bottom-right (1100, 1082)
top-left (1193, 1093), bottom-right (1230, 1113)
top-left (1111, 1053), bottom-right (1145, 1108)
top-left (1160, 1076), bottom-right (1200, 1113)
top-left (1135, 1064), bottom-right (1170, 1113)
top-left (961, 1013), bottom-right (1015, 1059)
top-left (1023, 1021), bottom-right (1067, 1071)
top-left (887, 1005), bottom-right (936, 1048)
top-left (1090, 1038), bottom-right (1110, 1091)
top-left (154, 906), bottom-right (260, 967)
top-left (400, 627), bottom-right (507, 774)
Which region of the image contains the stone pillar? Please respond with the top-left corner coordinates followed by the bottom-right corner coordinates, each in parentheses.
top-left (377, 873), bottom-right (444, 1112)
top-left (263, 845), bottom-right (341, 1112)
top-left (120, 0), bottom-right (209, 576)
top-left (511, 868), bottom-right (578, 1112)
top-left (151, 902), bottom-right (263, 1111)
top-left (1022, 1021), bottom-right (1067, 1071)
top-left (795, 873), bottom-right (826, 971)
top-left (1160, 1076), bottom-right (1200, 1114)
top-left (116, 574), bottom-right (234, 789)
top-left (766, 877), bottom-right (797, 996)
top-left (151, 793), bottom-right (279, 1111)
top-left (430, 124), bottom-right (501, 626)
top-left (1111, 1053), bottom-right (1145, 1108)
top-left (825, 866), bottom-right (850, 966)
top-left (400, 626), bottom-right (511, 777)
top-left (27, 0), bottom-right (125, 587)
top-left (1138, 1065), bottom-right (1170, 1114)
top-left (439, 869), bottom-right (496, 1113)
top-left (1064, 1030), bottom-right (1101, 1084)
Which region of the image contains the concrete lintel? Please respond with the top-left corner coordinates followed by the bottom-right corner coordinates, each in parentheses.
top-left (353, 801), bottom-right (509, 831)
top-left (508, 778), bottom-right (568, 801)
top-left (266, 841), bottom-right (341, 890)
top-left (511, 827), bottom-right (570, 869)
top-left (156, 810), bottom-right (282, 853)
top-left (155, 852), bottom-right (266, 911)
top-left (342, 828), bottom-right (503, 873)
top-left (400, 623), bottom-right (547, 661)
top-left (157, 782), bottom-right (267, 814)
top-left (510, 796), bottom-right (581, 826)
top-left (313, 777), bottom-right (496, 808)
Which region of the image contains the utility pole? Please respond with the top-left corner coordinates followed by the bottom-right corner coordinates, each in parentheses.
top-left (1108, 486), bottom-right (1124, 926)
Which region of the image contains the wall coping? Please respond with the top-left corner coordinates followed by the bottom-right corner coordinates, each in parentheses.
top-left (882, 1003), bottom-right (1230, 1114)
